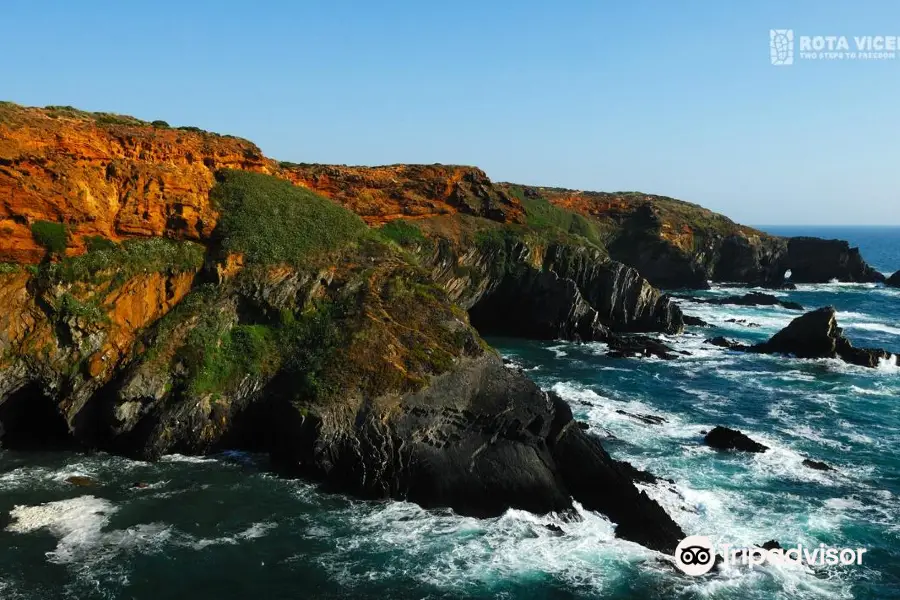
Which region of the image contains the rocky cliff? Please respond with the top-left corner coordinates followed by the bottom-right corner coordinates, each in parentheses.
top-left (0, 103), bottom-right (274, 263)
top-left (0, 102), bottom-right (884, 554)
top-left (0, 115), bottom-right (687, 556)
top-left (510, 185), bottom-right (885, 288)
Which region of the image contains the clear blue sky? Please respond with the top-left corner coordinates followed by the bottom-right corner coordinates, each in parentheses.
top-left (3, 1), bottom-right (898, 225)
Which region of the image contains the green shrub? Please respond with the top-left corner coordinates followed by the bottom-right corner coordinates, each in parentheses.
top-left (210, 169), bottom-right (368, 266)
top-left (151, 120), bottom-right (170, 128)
top-left (379, 220), bottom-right (426, 246)
top-left (83, 235), bottom-right (119, 253)
top-left (93, 113), bottom-right (147, 127)
top-left (56, 293), bottom-right (108, 325)
top-left (181, 301), bottom-right (340, 399)
top-left (31, 221), bottom-right (68, 255)
top-left (0, 263), bottom-right (21, 275)
top-left (38, 237), bottom-right (204, 285)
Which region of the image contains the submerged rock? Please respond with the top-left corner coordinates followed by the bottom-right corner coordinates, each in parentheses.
top-left (705, 337), bottom-right (747, 351)
top-left (605, 335), bottom-right (678, 360)
top-left (615, 409), bottom-right (667, 425)
top-left (802, 459), bottom-right (833, 471)
top-left (66, 476), bottom-right (97, 487)
top-left (704, 426), bottom-right (769, 453)
top-left (725, 318), bottom-right (761, 328)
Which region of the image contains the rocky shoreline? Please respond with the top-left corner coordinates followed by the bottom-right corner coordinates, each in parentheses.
top-left (0, 102), bottom-right (894, 556)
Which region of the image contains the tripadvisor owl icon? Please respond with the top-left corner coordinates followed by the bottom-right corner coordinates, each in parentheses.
top-left (674, 535), bottom-right (716, 576)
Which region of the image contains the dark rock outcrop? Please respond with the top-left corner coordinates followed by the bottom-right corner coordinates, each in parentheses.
top-left (549, 395), bottom-right (684, 551)
top-left (802, 459), bottom-right (833, 471)
top-left (888, 272), bottom-right (900, 288)
top-left (683, 292), bottom-right (803, 311)
top-left (705, 308), bottom-right (896, 369)
top-left (705, 337), bottom-right (747, 351)
top-left (0, 238), bottom-right (687, 555)
top-left (615, 409), bottom-right (667, 425)
top-left (684, 315), bottom-right (710, 327)
top-left (725, 318), bottom-right (760, 328)
top-left (606, 335), bottom-right (678, 360)
top-left (753, 307), bottom-right (894, 368)
top-left (427, 237), bottom-right (684, 341)
top-left (784, 238), bottom-right (885, 284)
top-left (467, 268), bottom-right (608, 341)
top-left (704, 426), bottom-right (769, 453)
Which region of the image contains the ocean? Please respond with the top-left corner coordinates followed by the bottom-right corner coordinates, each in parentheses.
top-left (1, 227), bottom-right (898, 600)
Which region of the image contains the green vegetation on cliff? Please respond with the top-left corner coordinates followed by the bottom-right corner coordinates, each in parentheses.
top-left (211, 170), bottom-right (369, 266)
top-left (379, 220), bottom-right (426, 246)
top-left (30, 220), bottom-right (68, 255)
top-left (35, 237), bottom-right (204, 285)
top-left (180, 299), bottom-right (342, 399)
top-left (508, 186), bottom-right (605, 250)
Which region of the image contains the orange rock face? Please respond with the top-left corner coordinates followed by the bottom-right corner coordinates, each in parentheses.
top-left (0, 104), bottom-right (275, 263)
top-left (281, 163), bottom-right (524, 226)
top-left (0, 104), bottom-right (524, 264)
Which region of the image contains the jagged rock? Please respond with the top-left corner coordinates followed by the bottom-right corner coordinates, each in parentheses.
top-left (752, 307), bottom-right (894, 368)
top-left (761, 540), bottom-right (783, 550)
top-left (684, 292), bottom-right (803, 311)
top-left (467, 267), bottom-right (609, 341)
top-left (802, 459), bottom-right (833, 471)
top-left (548, 395), bottom-right (685, 552)
top-left (704, 426), bottom-right (769, 453)
top-left (433, 239), bottom-right (684, 342)
top-left (606, 335), bottom-right (678, 360)
top-left (705, 337), bottom-right (747, 351)
top-left (545, 523), bottom-right (564, 534)
top-left (0, 246), bottom-right (686, 555)
top-left (614, 459), bottom-right (673, 485)
top-left (887, 272), bottom-right (900, 288)
top-left (615, 409), bottom-right (667, 425)
top-left (683, 315), bottom-right (710, 327)
top-left (725, 318), bottom-right (761, 327)
top-left (785, 238), bottom-right (885, 284)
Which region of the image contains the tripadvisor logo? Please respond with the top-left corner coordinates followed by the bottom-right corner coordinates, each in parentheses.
top-left (673, 535), bottom-right (868, 576)
top-left (675, 535), bottom-right (716, 576)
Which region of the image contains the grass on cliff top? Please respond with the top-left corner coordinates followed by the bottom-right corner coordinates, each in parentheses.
top-left (505, 185), bottom-right (605, 250)
top-left (211, 170), bottom-right (369, 266)
top-left (36, 237), bottom-right (205, 285)
top-left (379, 220), bottom-right (427, 246)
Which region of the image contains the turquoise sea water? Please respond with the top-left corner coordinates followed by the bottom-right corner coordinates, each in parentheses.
top-left (1, 228), bottom-right (898, 599)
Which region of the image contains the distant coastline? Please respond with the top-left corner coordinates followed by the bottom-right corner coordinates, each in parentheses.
top-left (758, 226), bottom-right (900, 276)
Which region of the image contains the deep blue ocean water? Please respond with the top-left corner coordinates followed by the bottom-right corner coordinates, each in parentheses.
top-left (1, 228), bottom-right (898, 600)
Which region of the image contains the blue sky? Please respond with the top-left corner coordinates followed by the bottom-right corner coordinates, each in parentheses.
top-left (3, 1), bottom-right (898, 224)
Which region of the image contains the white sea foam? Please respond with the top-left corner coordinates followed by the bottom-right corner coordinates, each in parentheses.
top-left (843, 321), bottom-right (900, 336)
top-left (6, 496), bottom-right (170, 565)
top-left (160, 454), bottom-right (220, 464)
top-left (547, 343), bottom-right (570, 358)
top-left (5, 494), bottom-right (276, 569)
